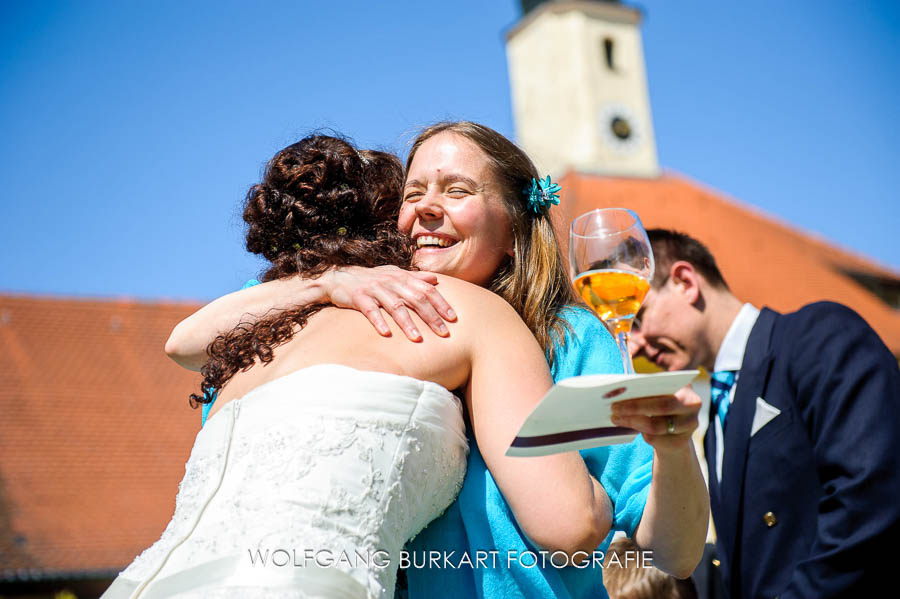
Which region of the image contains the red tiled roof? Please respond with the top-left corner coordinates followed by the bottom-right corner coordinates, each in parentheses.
top-left (553, 171), bottom-right (900, 354)
top-left (0, 295), bottom-right (202, 579)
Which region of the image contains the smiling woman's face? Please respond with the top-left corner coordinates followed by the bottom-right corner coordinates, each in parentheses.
top-left (398, 132), bottom-right (514, 288)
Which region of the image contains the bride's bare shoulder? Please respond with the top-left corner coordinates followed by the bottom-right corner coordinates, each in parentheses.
top-left (431, 274), bottom-right (521, 320)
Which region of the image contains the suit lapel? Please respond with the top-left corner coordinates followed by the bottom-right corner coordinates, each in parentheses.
top-left (720, 308), bottom-right (778, 566)
top-left (704, 404), bottom-right (729, 562)
top-left (704, 417), bottom-right (719, 488)
top-left (704, 409), bottom-right (721, 507)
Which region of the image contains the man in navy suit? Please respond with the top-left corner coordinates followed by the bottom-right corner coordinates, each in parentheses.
top-left (629, 229), bottom-right (900, 599)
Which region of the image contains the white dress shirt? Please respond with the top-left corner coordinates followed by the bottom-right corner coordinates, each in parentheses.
top-left (713, 303), bottom-right (760, 483)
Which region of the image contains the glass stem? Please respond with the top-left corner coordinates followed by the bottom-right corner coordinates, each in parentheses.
top-left (616, 331), bottom-right (635, 374)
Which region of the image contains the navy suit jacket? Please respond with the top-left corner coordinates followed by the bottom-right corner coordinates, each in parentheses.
top-left (704, 302), bottom-right (900, 599)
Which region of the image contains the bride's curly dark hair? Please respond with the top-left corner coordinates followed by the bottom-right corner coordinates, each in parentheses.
top-left (190, 135), bottom-right (415, 408)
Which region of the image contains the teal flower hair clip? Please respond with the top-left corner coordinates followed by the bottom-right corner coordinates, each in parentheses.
top-left (525, 175), bottom-right (561, 214)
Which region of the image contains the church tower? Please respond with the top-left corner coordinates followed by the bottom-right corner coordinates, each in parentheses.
top-left (506, 0), bottom-right (660, 178)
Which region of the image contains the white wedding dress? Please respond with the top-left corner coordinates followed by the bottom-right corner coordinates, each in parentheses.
top-left (103, 364), bottom-right (468, 599)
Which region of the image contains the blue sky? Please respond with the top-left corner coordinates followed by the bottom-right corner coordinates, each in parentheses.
top-left (1, 1), bottom-right (898, 301)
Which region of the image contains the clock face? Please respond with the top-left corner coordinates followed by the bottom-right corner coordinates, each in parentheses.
top-left (599, 104), bottom-right (642, 154)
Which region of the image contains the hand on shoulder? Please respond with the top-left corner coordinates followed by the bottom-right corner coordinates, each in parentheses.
top-left (321, 266), bottom-right (457, 341)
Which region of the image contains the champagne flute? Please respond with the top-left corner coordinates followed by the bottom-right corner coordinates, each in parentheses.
top-left (569, 208), bottom-right (654, 374)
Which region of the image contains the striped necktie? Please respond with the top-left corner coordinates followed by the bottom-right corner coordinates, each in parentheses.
top-left (710, 370), bottom-right (737, 429)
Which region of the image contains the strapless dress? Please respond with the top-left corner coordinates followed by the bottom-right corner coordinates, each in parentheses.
top-left (102, 364), bottom-right (468, 599)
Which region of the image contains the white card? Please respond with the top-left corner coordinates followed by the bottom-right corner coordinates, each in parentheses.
top-left (506, 370), bottom-right (700, 457)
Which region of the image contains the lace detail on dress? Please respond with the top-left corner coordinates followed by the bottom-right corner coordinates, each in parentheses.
top-left (110, 366), bottom-right (467, 599)
top-left (122, 439), bottom-right (229, 582)
top-left (189, 590), bottom-right (315, 599)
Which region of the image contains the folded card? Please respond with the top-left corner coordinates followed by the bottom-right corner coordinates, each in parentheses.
top-left (507, 370), bottom-right (700, 457)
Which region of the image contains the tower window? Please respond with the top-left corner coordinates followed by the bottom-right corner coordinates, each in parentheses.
top-left (602, 37), bottom-right (615, 71)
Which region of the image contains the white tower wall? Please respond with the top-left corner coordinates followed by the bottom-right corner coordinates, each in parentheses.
top-left (507, 1), bottom-right (660, 178)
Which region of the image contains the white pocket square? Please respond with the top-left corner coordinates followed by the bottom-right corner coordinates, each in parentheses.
top-left (751, 396), bottom-right (781, 437)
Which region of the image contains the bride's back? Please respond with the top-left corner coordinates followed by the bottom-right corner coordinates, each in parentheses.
top-left (210, 273), bottom-right (504, 416)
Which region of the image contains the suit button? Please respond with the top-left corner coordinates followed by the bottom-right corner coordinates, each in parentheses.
top-left (763, 511), bottom-right (778, 527)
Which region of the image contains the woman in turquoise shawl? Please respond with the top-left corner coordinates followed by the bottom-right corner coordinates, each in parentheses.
top-left (168, 122), bottom-right (709, 598)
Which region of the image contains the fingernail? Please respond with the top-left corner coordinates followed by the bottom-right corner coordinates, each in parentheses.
top-left (439, 323), bottom-right (449, 335)
top-left (447, 309), bottom-right (457, 320)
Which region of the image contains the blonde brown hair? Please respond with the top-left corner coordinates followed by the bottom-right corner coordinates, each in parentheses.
top-left (406, 121), bottom-right (581, 366)
top-left (603, 538), bottom-right (698, 599)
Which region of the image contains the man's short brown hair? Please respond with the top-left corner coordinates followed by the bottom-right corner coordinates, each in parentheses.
top-left (647, 229), bottom-right (729, 291)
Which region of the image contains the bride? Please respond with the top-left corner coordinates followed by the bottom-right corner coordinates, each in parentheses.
top-left (103, 135), bottom-right (612, 599)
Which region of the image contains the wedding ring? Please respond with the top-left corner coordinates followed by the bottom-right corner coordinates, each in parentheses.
top-left (666, 417), bottom-right (676, 435)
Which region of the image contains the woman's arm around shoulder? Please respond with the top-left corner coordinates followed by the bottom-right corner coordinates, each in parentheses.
top-left (166, 275), bottom-right (331, 370)
top-left (165, 266), bottom-right (456, 371)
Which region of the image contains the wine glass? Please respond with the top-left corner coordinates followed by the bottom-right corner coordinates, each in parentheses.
top-left (569, 208), bottom-right (654, 374)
